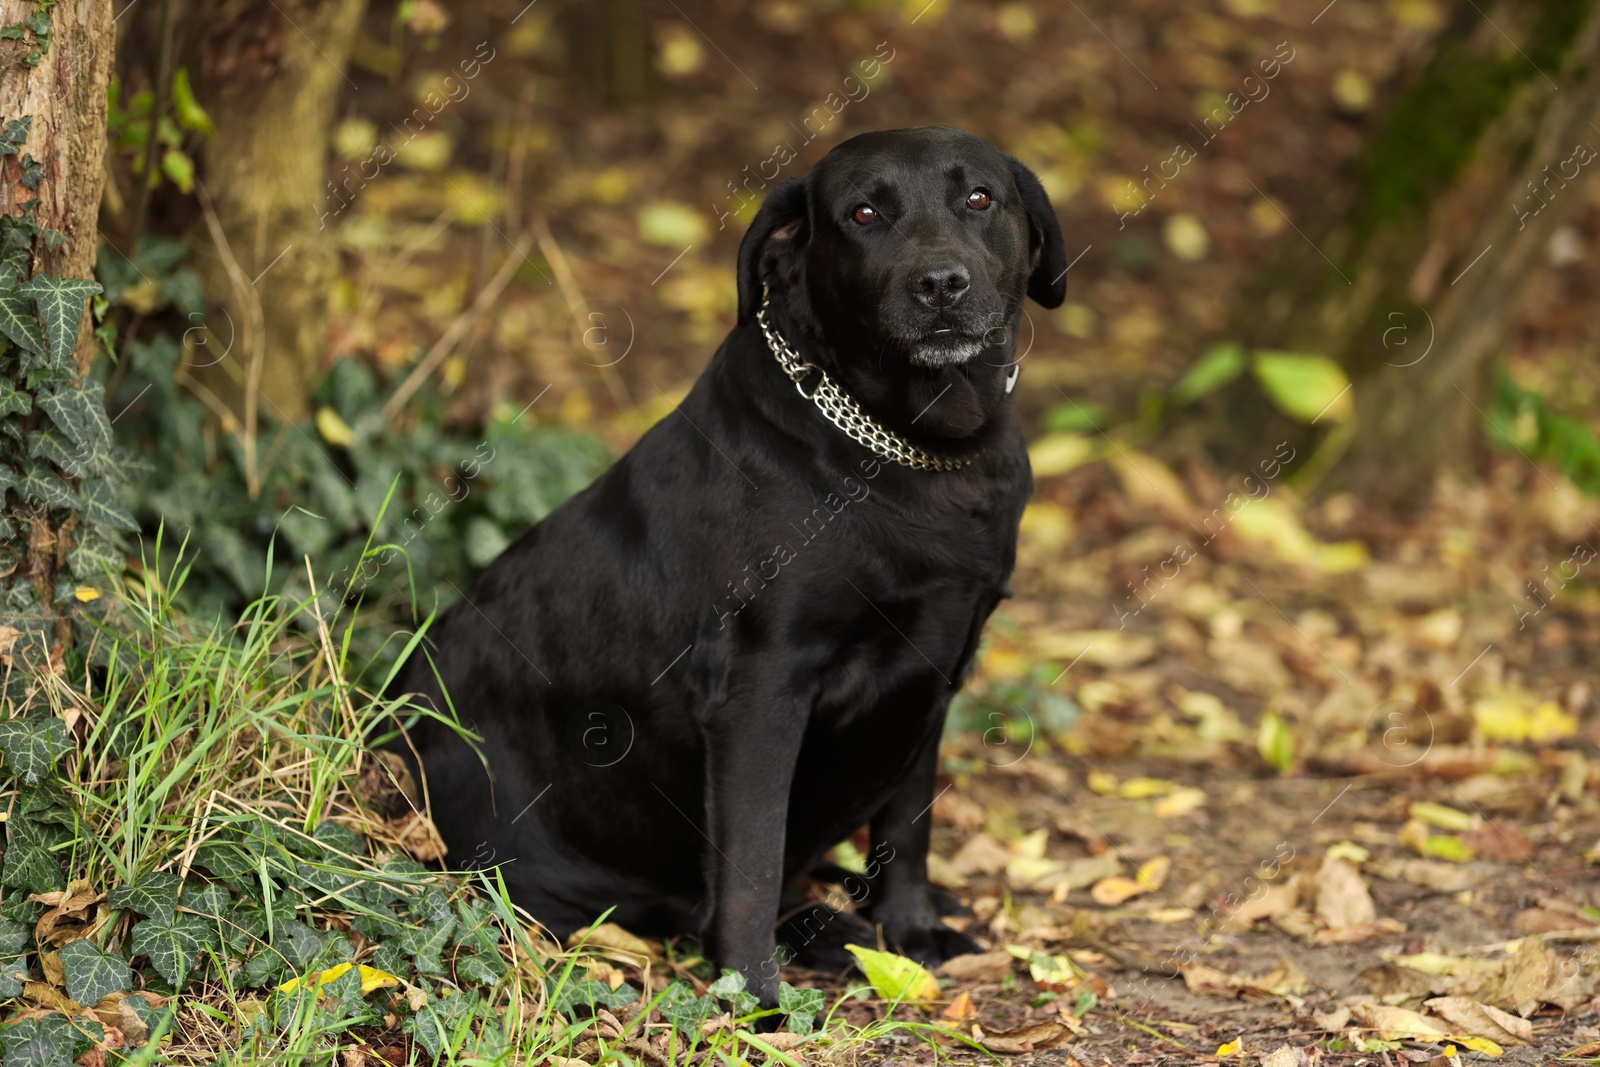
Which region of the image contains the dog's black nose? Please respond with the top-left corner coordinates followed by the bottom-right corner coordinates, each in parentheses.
top-left (912, 264), bottom-right (970, 308)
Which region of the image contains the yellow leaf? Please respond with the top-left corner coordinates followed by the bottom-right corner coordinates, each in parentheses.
top-left (1010, 828), bottom-right (1050, 860)
top-left (315, 406), bottom-right (357, 448)
top-left (1528, 701), bottom-right (1578, 743)
top-left (1450, 1035), bottom-right (1503, 1057)
top-left (1154, 786), bottom-right (1207, 819)
top-left (1386, 951), bottom-right (1465, 975)
top-left (1136, 856), bottom-right (1171, 892)
top-left (1473, 696), bottom-right (1576, 743)
top-left (1216, 1038), bottom-right (1242, 1057)
top-left (1086, 770), bottom-right (1118, 796)
top-left (1108, 449), bottom-right (1192, 518)
top-left (73, 586), bottom-right (100, 602)
top-left (1410, 802), bottom-right (1474, 832)
top-left (1422, 834), bottom-right (1475, 863)
top-left (278, 962), bottom-right (399, 997)
top-left (1019, 502), bottom-right (1073, 554)
top-left (1028, 433), bottom-right (1097, 477)
top-left (1252, 351), bottom-right (1351, 424)
top-left (637, 201), bottom-right (707, 247)
top-left (1090, 876), bottom-right (1144, 905)
top-left (844, 944), bottom-right (941, 1007)
top-left (1117, 777), bottom-right (1178, 799)
top-left (1326, 841), bottom-right (1369, 863)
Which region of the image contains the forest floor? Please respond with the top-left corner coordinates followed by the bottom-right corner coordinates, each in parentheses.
top-left (306, 0), bottom-right (1600, 1061)
top-left (795, 454), bottom-right (1600, 1065)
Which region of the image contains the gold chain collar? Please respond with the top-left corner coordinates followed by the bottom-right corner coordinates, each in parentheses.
top-left (754, 291), bottom-right (973, 472)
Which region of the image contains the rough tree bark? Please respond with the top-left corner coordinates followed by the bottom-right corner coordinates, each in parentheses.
top-left (0, 0), bottom-right (112, 365)
top-left (1196, 1), bottom-right (1600, 507)
top-left (0, 0), bottom-right (115, 644)
top-left (192, 0), bottom-right (368, 426)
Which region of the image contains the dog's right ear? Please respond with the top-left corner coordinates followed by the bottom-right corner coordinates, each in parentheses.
top-left (737, 176), bottom-right (809, 326)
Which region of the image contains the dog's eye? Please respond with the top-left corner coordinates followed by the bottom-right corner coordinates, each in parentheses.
top-left (966, 188), bottom-right (992, 211)
top-left (850, 204), bottom-right (878, 226)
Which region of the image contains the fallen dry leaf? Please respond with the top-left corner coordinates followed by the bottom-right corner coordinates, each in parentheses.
top-left (1365, 857), bottom-right (1475, 892)
top-left (950, 832), bottom-right (1012, 876)
top-left (568, 922), bottom-right (659, 964)
top-left (1223, 882), bottom-right (1299, 930)
top-left (1423, 996), bottom-right (1532, 1045)
top-left (940, 990), bottom-right (976, 1021)
top-left (1314, 855), bottom-right (1376, 930)
top-left (974, 1019), bottom-right (1075, 1054)
top-left (1090, 876), bottom-right (1144, 905)
top-left (386, 812), bottom-right (446, 862)
top-left (938, 950), bottom-right (1013, 981)
top-left (1181, 957), bottom-right (1307, 1000)
top-left (1349, 1001), bottom-right (1449, 1041)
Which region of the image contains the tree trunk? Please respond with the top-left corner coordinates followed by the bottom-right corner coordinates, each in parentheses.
top-left (1195, 1), bottom-right (1600, 507)
top-left (0, 0), bottom-right (115, 652)
top-left (561, 0), bottom-right (656, 108)
top-left (192, 0), bottom-right (367, 428)
top-left (0, 0), bottom-right (112, 368)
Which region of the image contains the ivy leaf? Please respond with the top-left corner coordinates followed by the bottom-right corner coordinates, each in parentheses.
top-left (0, 1011), bottom-right (75, 1067)
top-left (0, 716), bottom-right (70, 784)
top-left (0, 843), bottom-right (63, 895)
top-left (0, 378), bottom-right (30, 417)
top-left (0, 243), bottom-right (29, 286)
top-left (79, 478), bottom-right (138, 533)
top-left (0, 287), bottom-right (46, 359)
top-left (17, 275), bottom-right (102, 368)
top-left (129, 911), bottom-right (214, 989)
top-left (779, 981), bottom-right (825, 1033)
top-left (406, 992), bottom-right (480, 1061)
top-left (18, 460), bottom-right (78, 510)
top-left (656, 980), bottom-right (720, 1037)
top-left (709, 968), bottom-right (761, 1016)
top-left (180, 882), bottom-right (231, 918)
top-left (59, 939), bottom-right (132, 1006)
top-left (67, 529), bottom-right (122, 583)
top-left (1, 116), bottom-right (31, 148)
top-left (27, 429), bottom-right (85, 478)
top-left (108, 871), bottom-right (181, 918)
top-left (0, 918), bottom-right (33, 954)
top-left (36, 381), bottom-right (111, 454)
top-left (454, 951), bottom-right (505, 987)
top-left (0, 961), bottom-right (27, 998)
top-left (274, 920), bottom-right (343, 972)
top-left (399, 917), bottom-right (455, 977)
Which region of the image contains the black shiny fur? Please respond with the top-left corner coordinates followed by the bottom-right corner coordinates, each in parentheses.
top-left (394, 125), bottom-right (1066, 1004)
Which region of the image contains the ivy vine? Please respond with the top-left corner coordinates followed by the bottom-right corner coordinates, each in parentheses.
top-left (0, 112), bottom-right (130, 651)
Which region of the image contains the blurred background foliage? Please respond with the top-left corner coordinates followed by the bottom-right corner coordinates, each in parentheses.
top-left (63, 0), bottom-right (1600, 665)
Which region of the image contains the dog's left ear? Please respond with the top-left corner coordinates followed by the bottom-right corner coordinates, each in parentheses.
top-left (737, 176), bottom-right (809, 325)
top-left (1008, 158), bottom-right (1066, 309)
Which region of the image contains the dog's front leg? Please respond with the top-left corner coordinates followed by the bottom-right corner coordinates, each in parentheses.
top-left (701, 690), bottom-right (808, 1008)
top-left (869, 714), bottom-right (981, 965)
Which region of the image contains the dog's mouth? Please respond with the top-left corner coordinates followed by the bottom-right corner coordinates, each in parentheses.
top-left (907, 327), bottom-right (988, 368)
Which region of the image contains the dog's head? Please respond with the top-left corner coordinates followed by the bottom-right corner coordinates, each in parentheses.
top-left (737, 126), bottom-right (1065, 436)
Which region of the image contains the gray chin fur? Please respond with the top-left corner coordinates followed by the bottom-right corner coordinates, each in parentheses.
top-left (908, 339), bottom-right (985, 368)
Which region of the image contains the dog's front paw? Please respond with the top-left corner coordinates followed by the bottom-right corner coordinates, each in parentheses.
top-left (884, 919), bottom-right (981, 968)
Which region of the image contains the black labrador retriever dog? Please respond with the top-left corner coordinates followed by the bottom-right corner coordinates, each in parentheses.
top-left (395, 124), bottom-right (1065, 1004)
